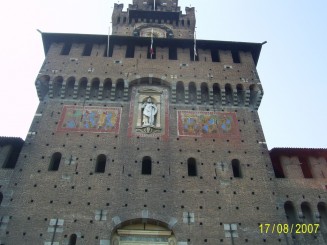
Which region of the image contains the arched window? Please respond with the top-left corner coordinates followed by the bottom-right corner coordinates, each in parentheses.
top-left (284, 201), bottom-right (298, 226)
top-left (318, 202), bottom-right (327, 225)
top-left (90, 78), bottom-right (100, 98)
top-left (48, 152), bottom-right (62, 171)
top-left (37, 75), bottom-right (50, 100)
top-left (225, 84), bottom-right (233, 105)
top-left (249, 84), bottom-right (257, 107)
top-left (232, 159), bottom-right (242, 178)
top-left (95, 154), bottom-right (106, 173)
top-left (187, 158), bottom-right (197, 176)
top-left (77, 78), bottom-right (88, 98)
top-left (0, 192), bottom-right (3, 205)
top-left (103, 78), bottom-right (112, 99)
top-left (201, 82), bottom-right (209, 104)
top-left (301, 202), bottom-right (314, 224)
top-left (68, 234), bottom-right (77, 245)
top-left (189, 82), bottom-right (197, 104)
top-left (213, 83), bottom-right (221, 105)
top-left (142, 156), bottom-right (152, 175)
top-left (53, 76), bottom-right (63, 98)
top-left (176, 81), bottom-right (185, 103)
top-left (65, 77), bottom-right (75, 98)
top-left (115, 79), bottom-right (124, 101)
top-left (236, 84), bottom-right (244, 106)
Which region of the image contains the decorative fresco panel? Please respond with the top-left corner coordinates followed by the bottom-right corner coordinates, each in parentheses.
top-left (177, 111), bottom-right (239, 138)
top-left (57, 106), bottom-right (121, 133)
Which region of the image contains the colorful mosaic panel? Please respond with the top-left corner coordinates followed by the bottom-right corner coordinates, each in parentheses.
top-left (57, 106), bottom-right (121, 133)
top-left (177, 111), bottom-right (239, 138)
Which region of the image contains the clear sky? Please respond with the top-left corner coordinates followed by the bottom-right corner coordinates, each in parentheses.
top-left (0, 0), bottom-right (326, 149)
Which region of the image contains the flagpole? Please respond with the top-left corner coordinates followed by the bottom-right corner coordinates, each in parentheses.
top-left (107, 26), bottom-right (110, 57)
top-left (154, 0), bottom-right (156, 11)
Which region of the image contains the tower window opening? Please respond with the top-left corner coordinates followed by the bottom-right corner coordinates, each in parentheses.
top-left (0, 192), bottom-right (3, 205)
top-left (181, 19), bottom-right (185, 26)
top-left (213, 83), bottom-right (221, 105)
top-left (126, 45), bottom-right (135, 58)
top-left (232, 159), bottom-right (242, 178)
top-left (318, 202), bottom-right (327, 225)
top-left (82, 43), bottom-right (93, 56)
top-left (117, 16), bottom-right (121, 24)
top-left (284, 201), bottom-right (298, 227)
top-left (187, 19), bottom-right (191, 27)
top-left (123, 17), bottom-right (127, 23)
top-left (188, 158), bottom-right (197, 176)
top-left (48, 152), bottom-right (62, 171)
top-left (211, 49), bottom-right (220, 62)
top-left (95, 154), bottom-right (106, 173)
top-left (301, 202), bottom-right (314, 224)
top-left (169, 47), bottom-right (177, 60)
top-left (68, 234), bottom-right (77, 245)
top-left (142, 156), bottom-right (152, 175)
top-left (299, 156), bottom-right (313, 178)
top-left (61, 43), bottom-right (72, 55)
top-left (231, 50), bottom-right (241, 63)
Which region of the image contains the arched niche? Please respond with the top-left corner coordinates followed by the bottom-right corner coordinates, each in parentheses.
top-left (111, 219), bottom-right (176, 245)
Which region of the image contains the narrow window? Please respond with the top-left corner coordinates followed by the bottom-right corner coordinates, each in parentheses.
top-left (77, 78), bottom-right (87, 98)
top-left (82, 43), bottom-right (93, 56)
top-left (142, 156), bottom-right (152, 175)
top-left (65, 77), bottom-right (75, 98)
top-left (189, 82), bottom-right (197, 104)
top-left (225, 84), bottom-right (233, 105)
top-left (49, 152), bottom-right (62, 171)
top-left (123, 17), bottom-right (127, 23)
top-left (187, 19), bottom-right (191, 27)
top-left (0, 192), bottom-right (3, 205)
top-left (126, 45), bottom-right (135, 58)
top-left (53, 76), bottom-right (63, 98)
top-left (68, 234), bottom-right (77, 245)
top-left (249, 84), bottom-right (258, 107)
top-left (61, 43), bottom-right (72, 55)
top-left (188, 158), bottom-right (197, 176)
top-left (299, 156), bottom-right (313, 178)
top-left (211, 49), bottom-right (220, 62)
top-left (231, 50), bottom-right (240, 63)
top-left (213, 83), bottom-right (221, 105)
top-left (103, 79), bottom-right (112, 99)
top-left (95, 154), bottom-right (106, 173)
top-left (117, 16), bottom-right (121, 24)
top-left (236, 84), bottom-right (244, 106)
top-left (318, 202), bottom-right (327, 225)
top-left (284, 201), bottom-right (298, 227)
top-left (176, 81), bottom-right (185, 103)
top-left (181, 19), bottom-right (185, 26)
top-left (232, 159), bottom-right (242, 178)
top-left (90, 79), bottom-right (100, 98)
top-left (115, 79), bottom-right (125, 101)
top-left (169, 47), bottom-right (177, 60)
top-left (301, 202), bottom-right (314, 223)
top-left (201, 83), bottom-right (209, 104)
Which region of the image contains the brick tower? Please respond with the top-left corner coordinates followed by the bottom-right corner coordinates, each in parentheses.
top-left (0, 0), bottom-right (326, 245)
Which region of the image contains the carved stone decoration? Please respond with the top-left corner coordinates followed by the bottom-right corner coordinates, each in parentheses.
top-left (128, 85), bottom-right (169, 139)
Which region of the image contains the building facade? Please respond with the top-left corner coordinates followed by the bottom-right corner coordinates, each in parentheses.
top-left (0, 0), bottom-right (326, 244)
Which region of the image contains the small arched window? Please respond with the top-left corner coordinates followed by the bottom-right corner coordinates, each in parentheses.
top-left (187, 158), bottom-right (197, 176)
top-left (301, 202), bottom-right (314, 224)
top-left (176, 81), bottom-right (185, 103)
top-left (95, 154), bottom-right (106, 173)
top-left (284, 201), bottom-right (298, 226)
top-left (232, 159), bottom-right (242, 178)
top-left (318, 202), bottom-right (327, 225)
top-left (142, 156), bottom-right (152, 175)
top-left (49, 152), bottom-right (62, 171)
top-left (201, 83), bottom-right (209, 104)
top-left (68, 234), bottom-right (77, 245)
top-left (115, 79), bottom-right (125, 101)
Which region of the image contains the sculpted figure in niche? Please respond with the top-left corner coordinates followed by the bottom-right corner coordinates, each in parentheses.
top-left (142, 97), bottom-right (158, 126)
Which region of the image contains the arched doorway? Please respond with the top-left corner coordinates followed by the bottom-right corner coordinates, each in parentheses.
top-left (111, 219), bottom-right (176, 245)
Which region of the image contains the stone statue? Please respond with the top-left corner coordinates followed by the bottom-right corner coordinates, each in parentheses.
top-left (141, 97), bottom-right (158, 126)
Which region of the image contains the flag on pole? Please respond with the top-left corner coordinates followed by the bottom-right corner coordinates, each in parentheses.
top-left (194, 30), bottom-right (197, 61)
top-left (150, 28), bottom-right (154, 59)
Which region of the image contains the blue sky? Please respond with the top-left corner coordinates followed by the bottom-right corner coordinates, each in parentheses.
top-left (0, 0), bottom-right (326, 149)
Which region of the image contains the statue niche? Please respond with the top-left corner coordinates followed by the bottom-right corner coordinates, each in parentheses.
top-left (136, 90), bottom-right (162, 134)
top-left (141, 97), bottom-right (158, 127)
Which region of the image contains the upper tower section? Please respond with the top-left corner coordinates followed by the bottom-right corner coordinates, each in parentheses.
top-left (112, 0), bottom-right (195, 39)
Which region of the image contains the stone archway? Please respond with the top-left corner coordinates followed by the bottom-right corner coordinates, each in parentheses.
top-left (111, 220), bottom-right (176, 245)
